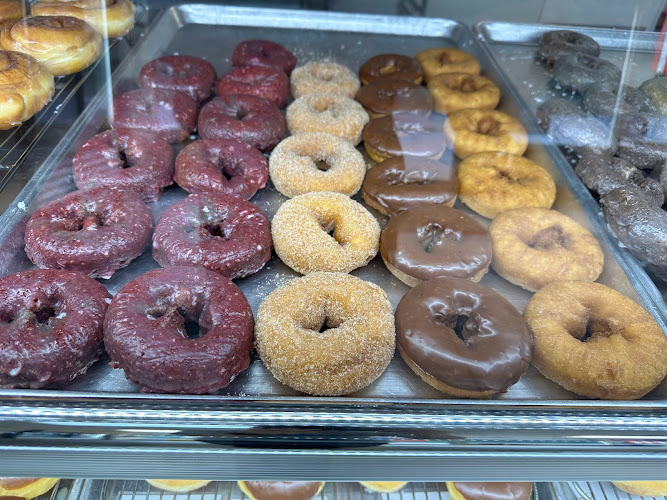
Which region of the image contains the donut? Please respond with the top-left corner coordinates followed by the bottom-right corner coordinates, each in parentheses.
top-left (198, 94), bottom-right (285, 152)
top-left (359, 53), bottom-right (423, 84)
top-left (73, 128), bottom-right (174, 202)
top-left (255, 272), bottom-right (395, 396)
top-left (537, 30), bottom-right (600, 65)
top-left (104, 266), bottom-right (254, 394)
top-left (415, 48), bottom-right (481, 81)
top-left (0, 478), bottom-right (59, 499)
top-left (524, 280), bottom-right (667, 400)
top-left (396, 277), bottom-right (533, 398)
top-left (553, 53), bottom-right (621, 93)
top-left (427, 73), bottom-right (500, 114)
top-left (615, 112), bottom-right (667, 169)
top-left (216, 65), bottom-right (289, 108)
top-left (232, 39), bottom-right (297, 75)
top-left (272, 191), bottom-right (380, 274)
top-left (639, 75), bottom-right (667, 115)
top-left (152, 193), bottom-right (271, 280)
top-left (359, 482), bottom-right (408, 493)
top-left (286, 92), bottom-right (369, 145)
top-left (489, 208), bottom-right (604, 292)
top-left (361, 156), bottom-right (458, 216)
top-left (174, 138), bottom-right (268, 200)
top-left (238, 481), bottom-right (325, 500)
top-left (362, 113), bottom-right (447, 162)
top-left (1, 16), bottom-right (103, 76)
top-left (139, 54), bottom-right (216, 102)
top-left (146, 480), bottom-right (211, 492)
top-left (583, 82), bottom-right (656, 121)
top-left (0, 0), bottom-right (28, 28)
top-left (380, 205), bottom-right (492, 286)
top-left (291, 61), bottom-right (359, 98)
top-left (268, 132), bottom-right (365, 198)
top-left (444, 109), bottom-right (528, 159)
top-left (24, 187), bottom-right (153, 279)
top-left (31, 0), bottom-right (135, 38)
top-left (0, 269), bottom-right (110, 388)
top-left (354, 78), bottom-right (432, 119)
top-left (447, 482), bottom-right (533, 500)
top-left (457, 152), bottom-right (556, 219)
top-left (612, 481), bottom-right (667, 496)
top-left (113, 88), bottom-right (198, 143)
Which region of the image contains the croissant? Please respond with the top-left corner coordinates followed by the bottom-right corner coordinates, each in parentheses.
top-left (0, 0), bottom-right (28, 28)
top-left (32, 0), bottom-right (135, 38)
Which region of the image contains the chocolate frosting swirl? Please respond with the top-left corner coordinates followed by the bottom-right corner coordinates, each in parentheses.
top-left (241, 481), bottom-right (323, 500)
top-left (453, 482), bottom-right (533, 500)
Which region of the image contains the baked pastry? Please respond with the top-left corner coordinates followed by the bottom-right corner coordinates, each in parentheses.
top-left (415, 48), bottom-right (480, 81)
top-left (238, 481), bottom-right (325, 500)
top-left (31, 0), bottom-right (136, 38)
top-left (537, 30), bottom-right (600, 65)
top-left (146, 480), bottom-right (211, 492)
top-left (359, 53), bottom-right (422, 84)
top-left (447, 482), bottom-right (533, 500)
top-left (216, 65), bottom-right (289, 108)
top-left (355, 78), bottom-right (432, 118)
top-left (139, 54), bottom-right (216, 102)
top-left (427, 73), bottom-right (500, 114)
top-left (639, 75), bottom-right (667, 115)
top-left (612, 481), bottom-right (667, 497)
top-left (232, 39), bottom-right (297, 75)
top-left (0, 478), bottom-right (60, 499)
top-left (359, 482), bottom-right (408, 493)
top-left (615, 112), bottom-right (667, 169)
top-left (553, 53), bottom-right (621, 93)
top-left (291, 61), bottom-right (359, 98)
top-left (0, 0), bottom-right (28, 28)
top-left (583, 82), bottom-right (656, 122)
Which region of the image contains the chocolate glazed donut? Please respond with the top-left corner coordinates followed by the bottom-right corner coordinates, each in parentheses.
top-left (395, 277), bottom-right (533, 397)
top-left (449, 482), bottom-right (533, 500)
top-left (238, 481), bottom-right (325, 500)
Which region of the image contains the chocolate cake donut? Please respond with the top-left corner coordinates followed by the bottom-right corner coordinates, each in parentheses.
top-left (615, 112), bottom-right (667, 169)
top-left (216, 65), bottom-right (289, 108)
top-left (538, 30), bottom-right (600, 65)
top-left (553, 53), bottom-right (621, 93)
top-left (232, 39), bottom-right (297, 75)
top-left (139, 54), bottom-right (217, 102)
top-left (583, 82), bottom-right (656, 121)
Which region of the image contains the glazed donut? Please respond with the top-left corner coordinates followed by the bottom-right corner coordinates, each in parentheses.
top-left (355, 78), bottom-right (432, 119)
top-left (396, 277), bottom-right (533, 398)
top-left (113, 88), bottom-right (198, 143)
top-left (359, 53), bottom-right (423, 84)
top-left (232, 39), bottom-right (297, 75)
top-left (286, 92), bottom-right (369, 145)
top-left (553, 53), bottom-right (621, 93)
top-left (0, 50), bottom-right (54, 130)
top-left (268, 132), bottom-right (365, 198)
top-left (24, 187), bottom-right (153, 279)
top-left (139, 55), bottom-right (216, 102)
top-left (447, 482), bottom-right (533, 500)
top-left (359, 482), bottom-right (408, 493)
top-left (583, 82), bottom-right (656, 121)
top-left (146, 480), bottom-right (211, 492)
top-left (538, 30), bottom-right (600, 65)
top-left (489, 208), bottom-right (604, 292)
top-left (427, 73), bottom-right (500, 114)
top-left (31, 0), bottom-right (135, 38)
top-left (255, 272), bottom-right (395, 396)
top-left (380, 204), bottom-right (492, 286)
top-left (174, 138), bottom-right (268, 200)
top-left (362, 156), bottom-right (458, 216)
top-left (238, 481), bottom-right (325, 500)
top-left (73, 128), bottom-right (174, 202)
top-left (615, 112), bottom-right (667, 169)
top-left (291, 61), bottom-right (359, 98)
top-left (525, 281), bottom-right (667, 400)
top-left (152, 193), bottom-right (272, 280)
top-left (457, 152), bottom-right (556, 219)
top-left (0, 478), bottom-right (59, 499)
top-left (415, 48), bottom-right (481, 81)
top-left (444, 109), bottom-right (528, 159)
top-left (612, 481), bottom-right (667, 497)
top-left (1, 16), bottom-right (103, 76)
top-left (0, 269), bottom-right (110, 388)
top-left (272, 191), bottom-right (380, 275)
top-left (0, 0), bottom-right (28, 28)
top-left (639, 75), bottom-right (667, 115)
top-left (104, 266), bottom-right (254, 394)
top-left (216, 65), bottom-right (289, 108)
top-left (198, 94), bottom-right (285, 152)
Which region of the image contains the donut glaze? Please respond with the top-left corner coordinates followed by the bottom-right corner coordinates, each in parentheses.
top-left (216, 65), bottom-right (289, 108)
top-left (139, 55), bottom-right (216, 102)
top-left (359, 54), bottom-right (423, 85)
top-left (238, 481), bottom-right (325, 500)
top-left (583, 82), bottom-right (656, 121)
top-left (615, 112), bottom-right (667, 169)
top-left (0, 269), bottom-right (110, 388)
top-left (448, 482), bottom-right (533, 500)
top-left (355, 78), bottom-right (432, 118)
top-left (553, 53), bottom-right (621, 93)
top-left (232, 39), bottom-right (297, 75)
top-left (537, 30), bottom-right (600, 65)
top-left (104, 266), bottom-right (254, 394)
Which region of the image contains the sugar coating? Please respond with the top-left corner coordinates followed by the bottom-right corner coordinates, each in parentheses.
top-left (290, 61), bottom-right (360, 99)
top-left (272, 191), bottom-right (380, 274)
top-left (255, 271), bottom-right (395, 396)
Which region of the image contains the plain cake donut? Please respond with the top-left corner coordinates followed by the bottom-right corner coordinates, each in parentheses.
top-left (415, 48), bottom-right (481, 81)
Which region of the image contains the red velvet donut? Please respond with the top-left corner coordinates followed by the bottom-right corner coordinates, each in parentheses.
top-left (73, 128), bottom-right (174, 202)
top-left (104, 266), bottom-right (254, 394)
top-left (0, 269), bottom-right (111, 389)
top-left (139, 54), bottom-right (217, 102)
top-left (24, 187), bottom-right (154, 279)
top-left (232, 39), bottom-right (297, 75)
top-left (152, 193), bottom-right (272, 279)
top-left (174, 139), bottom-right (268, 200)
top-left (113, 88), bottom-right (198, 143)
top-left (198, 94), bottom-right (285, 152)
top-left (216, 65), bottom-right (289, 108)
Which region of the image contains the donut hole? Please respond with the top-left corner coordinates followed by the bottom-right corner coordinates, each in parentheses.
top-left (33, 305), bottom-right (56, 324)
top-left (312, 316), bottom-right (343, 334)
top-left (432, 311), bottom-right (476, 344)
top-left (234, 106), bottom-right (250, 121)
top-left (201, 221), bottom-right (231, 240)
top-left (319, 218), bottom-right (341, 243)
top-left (578, 54), bottom-right (601, 70)
top-left (476, 116), bottom-right (501, 136)
top-left (572, 317), bottom-right (621, 343)
top-left (76, 212), bottom-right (106, 231)
top-left (439, 52), bottom-right (453, 63)
top-left (418, 222), bottom-right (460, 253)
top-left (312, 100), bottom-right (332, 113)
top-left (147, 306), bottom-right (207, 340)
top-left (0, 309), bottom-right (15, 323)
top-left (459, 77), bottom-right (480, 93)
top-left (118, 149), bottom-right (131, 169)
top-left (219, 160), bottom-right (243, 180)
top-left (313, 158), bottom-right (331, 172)
top-left (526, 225), bottom-right (570, 250)
top-left (495, 167), bottom-right (526, 185)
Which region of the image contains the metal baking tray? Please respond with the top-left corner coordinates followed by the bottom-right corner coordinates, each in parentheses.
top-left (473, 21), bottom-right (667, 310)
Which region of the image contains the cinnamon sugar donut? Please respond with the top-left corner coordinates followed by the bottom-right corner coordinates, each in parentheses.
top-left (290, 61), bottom-right (359, 98)
top-left (359, 54), bottom-right (422, 85)
top-left (416, 48), bottom-right (481, 81)
top-left (255, 272), bottom-right (395, 396)
top-left (427, 73), bottom-right (500, 114)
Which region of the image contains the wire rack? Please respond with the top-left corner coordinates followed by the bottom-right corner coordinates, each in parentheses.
top-left (564, 481), bottom-right (667, 500)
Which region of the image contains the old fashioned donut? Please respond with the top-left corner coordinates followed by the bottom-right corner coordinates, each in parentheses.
top-left (238, 481), bottom-right (325, 500)
top-left (31, 0), bottom-right (135, 38)
top-left (291, 61), bottom-right (359, 98)
top-left (427, 73), bottom-right (500, 114)
top-left (255, 272), bottom-right (395, 396)
top-left (380, 205), bottom-right (492, 286)
top-left (174, 138), bottom-right (268, 200)
top-left (416, 48), bottom-right (480, 81)
top-left (444, 109), bottom-right (528, 159)
top-left (615, 112), bottom-right (667, 169)
top-left (362, 156), bottom-right (458, 216)
top-left (553, 53), bottom-right (621, 93)
top-left (198, 94), bottom-right (285, 152)
top-left (216, 65), bottom-right (289, 108)
top-left (269, 132), bottom-right (365, 198)
top-left (639, 75), bottom-right (667, 115)
top-left (272, 191), bottom-right (380, 275)
top-left (457, 152), bottom-right (556, 219)
top-left (286, 92), bottom-right (369, 145)
top-left (354, 78), bottom-right (432, 119)
top-left (396, 277), bottom-right (533, 398)
top-left (489, 208), bottom-right (604, 292)
top-left (0, 478), bottom-right (59, 499)
top-left (139, 54), bottom-right (216, 102)
top-left (0, 0), bottom-right (28, 28)
top-left (524, 281), bottom-right (667, 400)
top-left (359, 53), bottom-right (422, 84)
top-left (152, 193), bottom-right (271, 280)
top-left (447, 482), bottom-right (533, 500)
top-left (24, 187), bottom-right (153, 279)
top-left (113, 88), bottom-right (198, 143)
top-left (537, 30), bottom-right (600, 65)
top-left (104, 266), bottom-right (254, 394)
top-left (232, 39), bottom-right (297, 75)
top-left (146, 480), bottom-right (211, 492)
top-left (73, 128), bottom-right (174, 202)
top-left (360, 482), bottom-right (408, 493)
top-left (583, 82), bottom-right (656, 121)
top-left (612, 481), bottom-right (667, 497)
